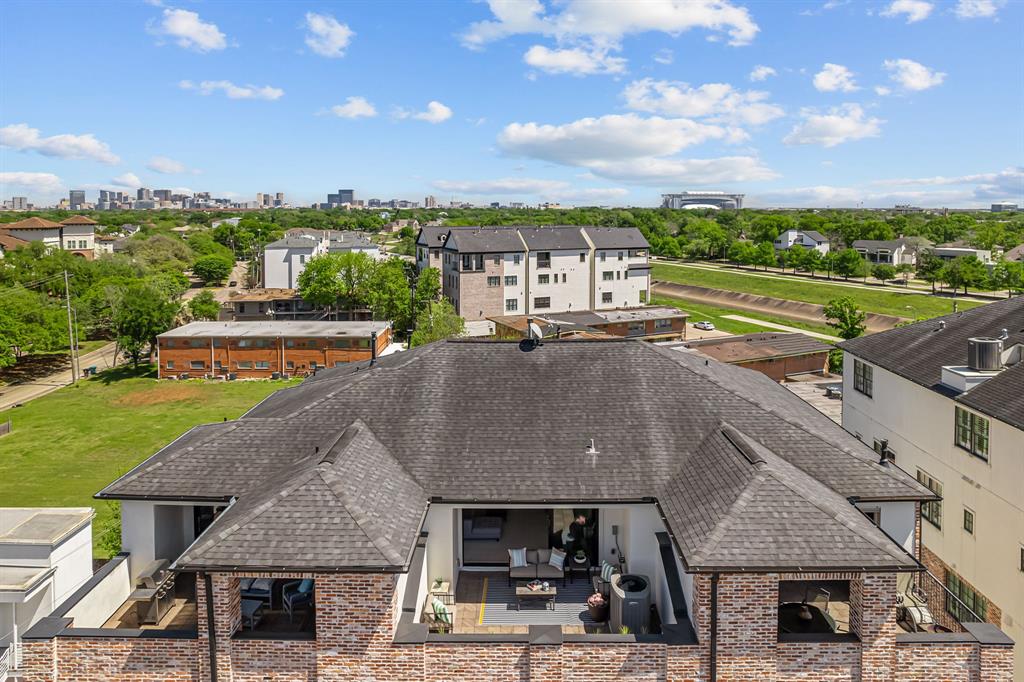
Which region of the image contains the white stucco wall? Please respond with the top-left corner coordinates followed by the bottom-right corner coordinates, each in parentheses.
top-left (48, 524), bottom-right (94, 605)
top-left (64, 558), bottom-right (130, 628)
top-left (842, 351), bottom-right (1024, 675)
top-left (526, 249), bottom-right (590, 314)
top-left (121, 501), bottom-right (199, 581)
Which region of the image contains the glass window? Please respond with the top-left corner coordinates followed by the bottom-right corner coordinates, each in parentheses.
top-left (945, 571), bottom-right (986, 623)
top-left (853, 359), bottom-right (873, 397)
top-left (654, 318), bottom-right (672, 330)
top-left (504, 275), bottom-right (517, 286)
top-left (600, 252), bottom-right (606, 262)
top-left (166, 360), bottom-right (175, 369)
top-left (579, 253), bottom-right (586, 262)
top-left (963, 508), bottom-right (974, 535)
top-left (487, 276), bottom-right (500, 287)
top-left (190, 360), bottom-right (205, 370)
top-left (603, 271), bottom-right (614, 281)
top-left (534, 297), bottom-right (550, 309)
top-left (602, 292), bottom-right (613, 303)
top-left (505, 299), bottom-right (518, 312)
top-left (955, 407), bottom-right (989, 460)
top-left (618, 251), bottom-right (624, 261)
top-left (237, 361), bottom-right (253, 369)
top-left (255, 361), bottom-right (270, 369)
top-left (286, 360), bottom-right (294, 369)
top-left (190, 339), bottom-right (205, 348)
top-left (513, 254), bottom-right (521, 265)
top-left (537, 252), bottom-right (551, 269)
top-left (917, 470), bottom-right (942, 529)
top-left (538, 274), bottom-right (550, 285)
top-left (493, 255), bottom-right (500, 264)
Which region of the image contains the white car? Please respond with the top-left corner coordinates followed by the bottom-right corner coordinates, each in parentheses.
top-left (694, 321), bottom-right (716, 331)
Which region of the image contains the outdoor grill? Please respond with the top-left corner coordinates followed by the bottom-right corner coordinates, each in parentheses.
top-left (129, 559), bottom-right (176, 625)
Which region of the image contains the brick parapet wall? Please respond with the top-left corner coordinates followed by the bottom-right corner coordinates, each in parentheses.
top-left (51, 637), bottom-right (199, 682)
top-left (715, 573), bottom-right (779, 679)
top-left (920, 544), bottom-right (1002, 629)
top-left (776, 641), bottom-right (861, 681)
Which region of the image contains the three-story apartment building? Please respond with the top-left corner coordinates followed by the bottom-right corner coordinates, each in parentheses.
top-left (840, 296), bottom-right (1024, 681)
top-left (419, 225), bottom-right (651, 320)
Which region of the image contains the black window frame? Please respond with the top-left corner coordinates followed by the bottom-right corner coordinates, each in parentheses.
top-left (963, 508), bottom-right (974, 535)
top-left (534, 296), bottom-right (551, 309)
top-left (917, 470), bottom-right (942, 529)
top-left (945, 571), bottom-right (986, 623)
top-left (537, 252), bottom-right (551, 269)
top-left (955, 406), bottom-right (989, 461)
top-left (853, 359), bottom-right (873, 397)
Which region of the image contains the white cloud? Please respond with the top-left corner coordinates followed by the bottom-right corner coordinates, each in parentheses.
top-left (874, 85), bottom-right (892, 96)
top-left (883, 58), bottom-right (946, 91)
top-left (954, 0), bottom-right (1005, 18)
top-left (813, 63), bottom-right (858, 92)
top-left (621, 79), bottom-right (784, 126)
top-left (304, 12), bottom-right (353, 58)
top-left (111, 173), bottom-right (142, 188)
top-left (431, 177), bottom-right (629, 204)
top-left (146, 156), bottom-right (192, 174)
top-left (877, 166), bottom-right (1023, 200)
top-left (0, 123), bottom-right (120, 164)
top-left (395, 101), bottom-right (453, 124)
top-left (155, 8), bottom-right (227, 52)
top-left (462, 0), bottom-right (759, 49)
top-left (749, 65), bottom-right (776, 82)
top-left (497, 112), bottom-right (775, 186)
top-left (523, 45), bottom-right (626, 75)
top-left (0, 171), bottom-right (63, 195)
top-left (783, 104), bottom-right (883, 147)
top-left (499, 113), bottom-right (730, 165)
top-left (179, 80), bottom-right (284, 100)
top-left (653, 49), bottom-right (674, 65)
top-left (880, 0), bottom-right (934, 23)
top-left (330, 96), bottom-right (377, 119)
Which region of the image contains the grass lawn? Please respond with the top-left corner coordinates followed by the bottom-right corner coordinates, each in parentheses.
top-left (0, 365), bottom-right (298, 557)
top-left (653, 297), bottom-right (836, 338)
top-left (653, 262), bottom-right (983, 320)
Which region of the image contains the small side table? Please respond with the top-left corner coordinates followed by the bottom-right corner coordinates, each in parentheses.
top-left (429, 581), bottom-right (452, 599)
top-left (241, 598), bottom-right (264, 630)
top-left (568, 560), bottom-right (591, 584)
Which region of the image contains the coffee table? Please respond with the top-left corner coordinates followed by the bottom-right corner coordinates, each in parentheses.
top-left (516, 583), bottom-right (557, 611)
top-left (241, 598), bottom-right (264, 629)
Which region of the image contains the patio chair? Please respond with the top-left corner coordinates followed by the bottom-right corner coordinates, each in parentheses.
top-left (240, 578), bottom-right (275, 609)
top-left (592, 560), bottom-right (619, 598)
top-left (423, 593), bottom-right (455, 633)
top-left (282, 579), bottom-right (314, 622)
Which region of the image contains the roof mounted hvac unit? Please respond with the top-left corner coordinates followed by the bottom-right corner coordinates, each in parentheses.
top-left (967, 337), bottom-right (1004, 372)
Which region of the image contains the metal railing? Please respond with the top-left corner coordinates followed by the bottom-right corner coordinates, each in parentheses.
top-left (909, 568), bottom-right (984, 632)
top-left (0, 625), bottom-right (19, 679)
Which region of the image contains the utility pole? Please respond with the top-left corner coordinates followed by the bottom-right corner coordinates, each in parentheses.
top-left (63, 270), bottom-right (78, 384)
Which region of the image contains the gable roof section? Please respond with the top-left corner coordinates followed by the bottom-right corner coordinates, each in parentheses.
top-left (60, 215), bottom-right (98, 225)
top-left (0, 230), bottom-right (28, 251)
top-left (444, 226), bottom-right (526, 253)
top-left (582, 226), bottom-right (649, 249)
top-left (518, 225), bottom-right (589, 251)
top-left (840, 296), bottom-right (1024, 430)
top-left (177, 421), bottom-right (427, 570)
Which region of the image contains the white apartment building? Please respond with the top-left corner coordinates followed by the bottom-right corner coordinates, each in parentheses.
top-left (3, 216), bottom-right (98, 260)
top-left (839, 296), bottom-right (1024, 681)
top-left (421, 225), bottom-right (651, 321)
top-left (263, 230), bottom-right (379, 289)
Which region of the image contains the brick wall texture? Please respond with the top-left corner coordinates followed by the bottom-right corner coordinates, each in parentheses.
top-left (18, 569), bottom-right (1013, 681)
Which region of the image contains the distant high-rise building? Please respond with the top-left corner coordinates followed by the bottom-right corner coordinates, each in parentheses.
top-left (137, 187), bottom-right (152, 201)
top-left (368, 198), bottom-right (382, 208)
top-left (424, 195), bottom-right (437, 209)
top-left (338, 189), bottom-right (354, 205)
top-left (69, 190), bottom-right (85, 209)
top-left (154, 189), bottom-right (172, 201)
top-left (992, 202), bottom-right (1019, 212)
top-left (256, 192), bottom-right (265, 206)
top-left (275, 192), bottom-right (285, 207)
top-left (11, 196), bottom-right (28, 210)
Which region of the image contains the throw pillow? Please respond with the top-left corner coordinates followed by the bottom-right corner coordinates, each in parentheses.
top-left (601, 560), bottom-right (615, 582)
top-left (549, 548), bottom-right (566, 570)
top-left (298, 578), bottom-right (314, 594)
top-left (239, 578), bottom-right (255, 591)
top-left (508, 547), bottom-right (528, 568)
top-left (432, 597), bottom-right (451, 625)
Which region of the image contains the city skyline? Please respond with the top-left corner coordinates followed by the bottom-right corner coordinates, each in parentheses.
top-left (1, 0), bottom-right (1022, 209)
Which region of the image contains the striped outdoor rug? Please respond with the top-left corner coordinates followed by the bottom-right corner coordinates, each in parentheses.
top-left (480, 578), bottom-right (597, 626)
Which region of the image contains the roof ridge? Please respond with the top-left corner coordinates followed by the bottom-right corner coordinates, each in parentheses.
top-left (690, 471), bottom-right (767, 565)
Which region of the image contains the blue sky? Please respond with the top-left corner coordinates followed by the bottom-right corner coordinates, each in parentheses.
top-left (1, 0), bottom-right (1021, 208)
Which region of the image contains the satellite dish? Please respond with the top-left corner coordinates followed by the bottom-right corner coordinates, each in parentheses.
top-left (529, 322), bottom-right (544, 341)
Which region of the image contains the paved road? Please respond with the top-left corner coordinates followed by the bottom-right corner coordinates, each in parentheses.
top-left (0, 343), bottom-right (118, 412)
top-left (720, 315), bottom-right (842, 342)
top-left (182, 261), bottom-right (250, 303)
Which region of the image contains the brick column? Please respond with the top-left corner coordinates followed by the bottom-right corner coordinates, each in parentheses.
top-left (850, 573), bottom-right (898, 682)
top-left (528, 642), bottom-right (563, 682)
top-left (196, 573), bottom-right (240, 681)
top-left (714, 573), bottom-right (778, 681)
top-left (16, 639), bottom-right (57, 682)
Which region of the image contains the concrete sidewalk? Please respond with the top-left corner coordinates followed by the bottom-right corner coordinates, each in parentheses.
top-left (0, 343), bottom-right (119, 412)
top-left (719, 315), bottom-right (841, 342)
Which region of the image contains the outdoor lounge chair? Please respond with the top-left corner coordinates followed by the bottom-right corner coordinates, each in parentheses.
top-left (592, 560), bottom-right (619, 597)
top-left (282, 579), bottom-right (314, 622)
top-left (240, 578), bottom-right (275, 609)
top-left (424, 593), bottom-right (455, 633)
top-left (896, 579), bottom-right (937, 633)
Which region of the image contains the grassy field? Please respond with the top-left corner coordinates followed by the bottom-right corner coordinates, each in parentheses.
top-left (653, 262), bottom-right (983, 319)
top-left (0, 365), bottom-right (298, 557)
top-left (653, 297), bottom-right (836, 337)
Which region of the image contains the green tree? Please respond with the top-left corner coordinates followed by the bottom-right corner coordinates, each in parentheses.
top-left (834, 248), bottom-right (867, 280)
top-left (365, 258), bottom-right (412, 332)
top-left (113, 282), bottom-right (179, 367)
top-left (803, 249), bottom-right (822, 276)
top-left (916, 252), bottom-right (945, 293)
top-left (191, 255), bottom-right (233, 285)
top-left (410, 299), bottom-right (465, 347)
top-left (727, 241), bottom-right (755, 266)
top-left (823, 297), bottom-right (867, 340)
top-left (188, 290), bottom-right (221, 320)
top-left (990, 261), bottom-right (1024, 297)
top-left (297, 251), bottom-right (376, 312)
top-left (941, 256), bottom-right (988, 295)
top-left (752, 242), bottom-right (777, 270)
top-left (872, 263), bottom-right (897, 285)
top-left (748, 214), bottom-right (795, 244)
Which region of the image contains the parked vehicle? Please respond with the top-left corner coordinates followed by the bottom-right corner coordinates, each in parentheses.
top-left (694, 321), bottom-right (716, 331)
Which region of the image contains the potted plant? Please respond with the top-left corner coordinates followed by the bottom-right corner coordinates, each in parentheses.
top-left (574, 549), bottom-right (588, 564)
top-left (587, 591), bottom-right (609, 622)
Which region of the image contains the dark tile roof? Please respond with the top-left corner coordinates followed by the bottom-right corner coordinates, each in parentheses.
top-left (840, 296), bottom-right (1024, 430)
top-left (582, 226), bottom-right (649, 249)
top-left (851, 239), bottom-right (908, 251)
top-left (100, 340), bottom-right (931, 572)
top-left (265, 236), bottom-right (320, 250)
top-left (517, 226), bottom-right (589, 251)
top-left (445, 227), bottom-right (525, 253)
top-left (801, 230), bottom-right (827, 243)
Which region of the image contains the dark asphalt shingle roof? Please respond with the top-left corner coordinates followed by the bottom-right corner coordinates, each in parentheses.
top-left (583, 227), bottom-right (649, 249)
top-left (801, 230), bottom-right (827, 243)
top-left (840, 296), bottom-right (1024, 430)
top-left (101, 340), bottom-right (931, 572)
top-left (518, 226), bottom-right (589, 251)
top-left (445, 227), bottom-right (526, 253)
top-left (685, 333), bottom-right (832, 363)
